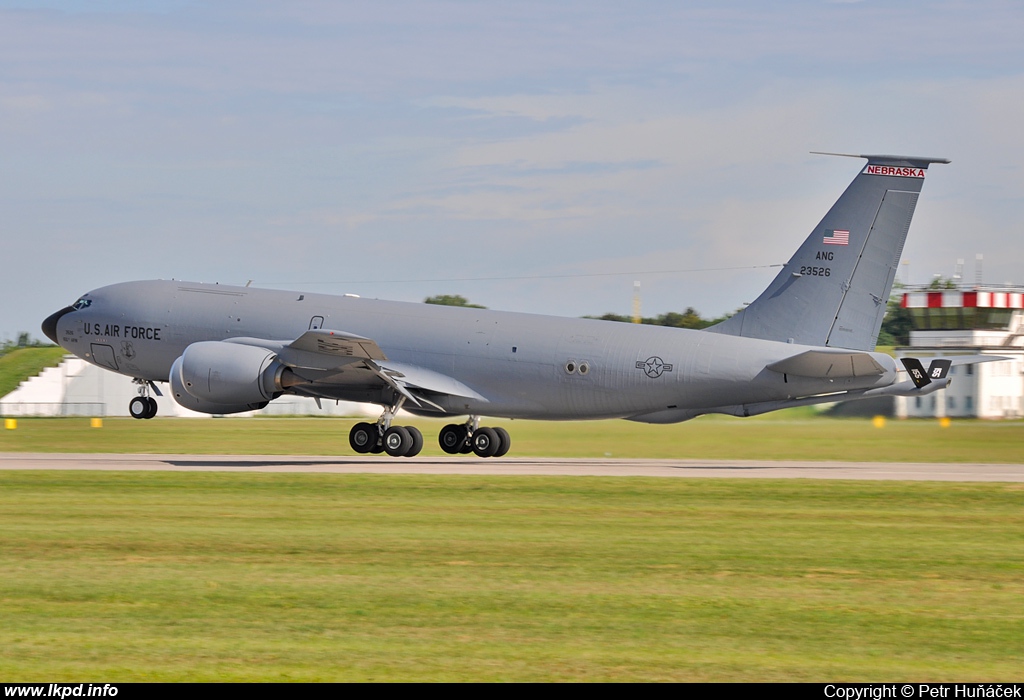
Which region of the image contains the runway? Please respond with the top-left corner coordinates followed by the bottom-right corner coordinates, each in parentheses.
top-left (1, 452), bottom-right (1023, 481)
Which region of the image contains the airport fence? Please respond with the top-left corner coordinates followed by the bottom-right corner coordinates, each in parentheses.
top-left (0, 402), bottom-right (107, 417)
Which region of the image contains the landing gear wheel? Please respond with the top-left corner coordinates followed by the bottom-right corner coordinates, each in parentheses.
top-left (472, 427), bottom-right (500, 458)
top-left (404, 426), bottom-right (423, 458)
top-left (439, 424), bottom-right (468, 454)
top-left (129, 396), bottom-right (149, 420)
top-left (143, 397), bottom-right (158, 419)
top-left (349, 422), bottom-right (377, 454)
top-left (383, 426), bottom-right (412, 457)
top-left (493, 427), bottom-right (511, 457)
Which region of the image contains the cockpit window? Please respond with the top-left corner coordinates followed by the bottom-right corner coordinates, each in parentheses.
top-left (72, 298), bottom-right (92, 310)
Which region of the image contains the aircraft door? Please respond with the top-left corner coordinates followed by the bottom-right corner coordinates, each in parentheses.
top-left (90, 343), bottom-right (119, 371)
top-left (309, 316), bottom-right (325, 330)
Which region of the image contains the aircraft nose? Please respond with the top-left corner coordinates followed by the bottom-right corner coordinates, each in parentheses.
top-left (41, 306), bottom-right (74, 344)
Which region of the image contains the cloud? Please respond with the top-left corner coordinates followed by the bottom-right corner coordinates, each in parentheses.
top-left (2, 1), bottom-right (1023, 338)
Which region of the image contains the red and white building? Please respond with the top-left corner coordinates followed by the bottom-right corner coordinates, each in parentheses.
top-left (896, 288), bottom-right (1024, 419)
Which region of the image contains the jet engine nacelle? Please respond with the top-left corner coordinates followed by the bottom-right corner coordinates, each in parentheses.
top-left (169, 341), bottom-right (285, 415)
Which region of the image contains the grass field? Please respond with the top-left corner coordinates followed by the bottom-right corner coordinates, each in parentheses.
top-left (2, 413), bottom-right (1022, 680)
top-left (2, 413), bottom-right (1023, 462)
top-left (0, 470), bottom-right (1021, 681)
top-left (0, 346), bottom-right (66, 398)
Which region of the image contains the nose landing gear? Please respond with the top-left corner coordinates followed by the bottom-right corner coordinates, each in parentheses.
top-left (128, 379), bottom-right (158, 419)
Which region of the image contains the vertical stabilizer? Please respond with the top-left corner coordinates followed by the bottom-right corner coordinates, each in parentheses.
top-left (708, 154), bottom-right (948, 351)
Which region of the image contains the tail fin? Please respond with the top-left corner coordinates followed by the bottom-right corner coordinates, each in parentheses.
top-left (708, 153), bottom-right (949, 351)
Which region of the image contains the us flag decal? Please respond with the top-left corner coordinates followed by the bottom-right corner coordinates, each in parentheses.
top-left (823, 229), bottom-right (849, 246)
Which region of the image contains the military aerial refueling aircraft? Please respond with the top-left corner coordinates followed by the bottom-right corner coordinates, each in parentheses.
top-left (43, 153), bottom-right (976, 458)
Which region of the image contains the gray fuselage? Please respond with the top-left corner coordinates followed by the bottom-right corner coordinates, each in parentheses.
top-left (49, 280), bottom-right (899, 422)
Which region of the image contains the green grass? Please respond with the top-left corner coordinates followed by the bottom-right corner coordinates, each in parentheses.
top-left (0, 346), bottom-right (66, 398)
top-left (2, 414), bottom-right (1023, 462)
top-left (0, 471), bottom-right (1021, 681)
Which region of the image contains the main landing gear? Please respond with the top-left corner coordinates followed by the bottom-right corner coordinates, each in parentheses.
top-left (347, 403), bottom-right (511, 459)
top-left (128, 379), bottom-right (158, 419)
top-left (438, 417), bottom-right (510, 458)
top-left (348, 396), bottom-right (424, 457)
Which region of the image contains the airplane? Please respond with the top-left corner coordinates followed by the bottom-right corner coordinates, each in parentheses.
top-left (41, 153), bottom-right (982, 458)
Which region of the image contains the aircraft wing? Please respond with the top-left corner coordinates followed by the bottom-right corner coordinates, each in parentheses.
top-left (766, 349), bottom-right (886, 378)
top-left (225, 330), bottom-right (485, 408)
top-left (371, 360), bottom-right (486, 402)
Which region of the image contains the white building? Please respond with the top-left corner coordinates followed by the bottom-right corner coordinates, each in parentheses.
top-left (0, 356), bottom-right (374, 419)
top-left (895, 288), bottom-right (1024, 419)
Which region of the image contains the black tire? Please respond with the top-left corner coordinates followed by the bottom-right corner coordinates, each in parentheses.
top-left (492, 427), bottom-right (511, 457)
top-left (471, 427), bottom-right (500, 458)
top-left (383, 426), bottom-right (411, 457)
top-left (404, 426), bottom-right (423, 458)
top-left (143, 397), bottom-right (158, 419)
top-left (129, 396), bottom-right (149, 420)
top-left (349, 422), bottom-right (377, 454)
top-left (438, 424), bottom-right (467, 454)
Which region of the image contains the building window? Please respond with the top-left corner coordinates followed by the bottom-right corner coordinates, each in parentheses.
top-left (915, 397), bottom-right (921, 409)
top-left (948, 396), bottom-right (956, 409)
top-left (966, 396), bottom-right (973, 411)
top-left (966, 364), bottom-right (974, 376)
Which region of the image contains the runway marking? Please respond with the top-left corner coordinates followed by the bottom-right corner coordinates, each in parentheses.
top-left (1, 453), bottom-right (1023, 481)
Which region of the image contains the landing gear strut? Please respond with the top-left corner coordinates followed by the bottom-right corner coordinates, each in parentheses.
top-left (439, 417), bottom-right (510, 458)
top-left (348, 395), bottom-right (423, 457)
top-left (348, 402), bottom-right (510, 459)
top-left (129, 379), bottom-right (158, 419)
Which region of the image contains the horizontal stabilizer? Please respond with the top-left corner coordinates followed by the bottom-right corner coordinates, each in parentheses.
top-left (766, 349), bottom-right (886, 378)
top-left (945, 354), bottom-right (1010, 366)
top-left (810, 152), bottom-right (951, 167)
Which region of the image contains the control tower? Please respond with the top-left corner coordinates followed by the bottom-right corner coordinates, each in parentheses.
top-left (896, 288), bottom-right (1024, 418)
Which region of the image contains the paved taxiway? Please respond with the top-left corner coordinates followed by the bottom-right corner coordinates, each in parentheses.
top-left (1, 453), bottom-right (1022, 481)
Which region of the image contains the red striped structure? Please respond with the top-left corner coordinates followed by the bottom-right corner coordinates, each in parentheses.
top-left (902, 291), bottom-right (1024, 309)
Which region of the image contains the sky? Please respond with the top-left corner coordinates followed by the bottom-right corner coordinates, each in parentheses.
top-left (2, 0), bottom-right (1023, 342)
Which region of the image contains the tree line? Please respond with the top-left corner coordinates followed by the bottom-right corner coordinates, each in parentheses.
top-left (424, 294), bottom-right (913, 345)
top-left (0, 333), bottom-right (54, 358)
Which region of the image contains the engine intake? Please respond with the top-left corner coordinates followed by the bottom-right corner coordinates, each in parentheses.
top-left (169, 341), bottom-right (285, 415)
